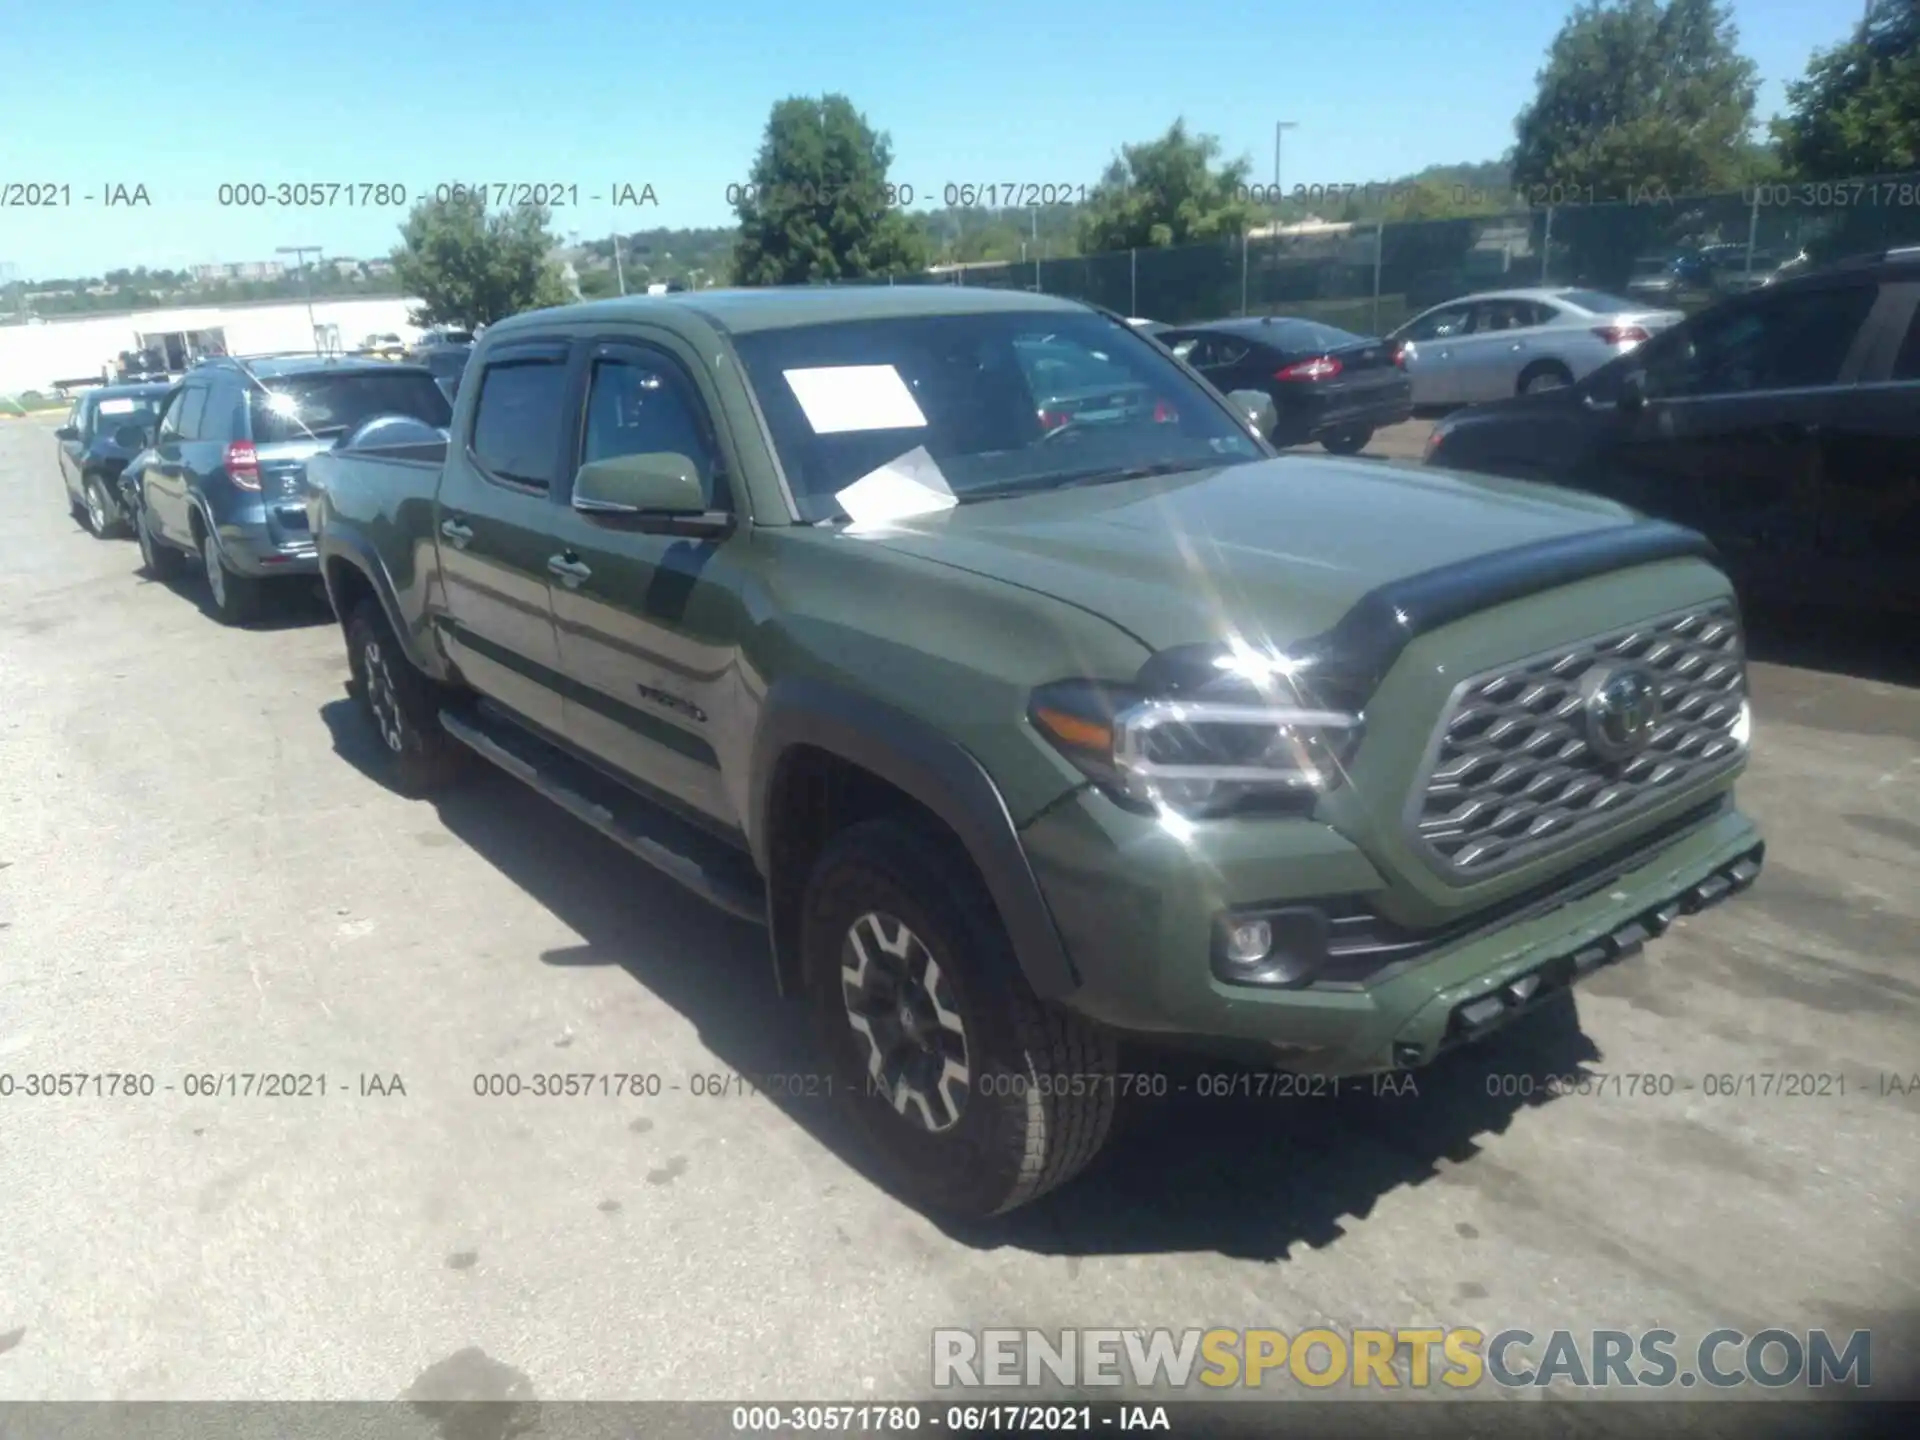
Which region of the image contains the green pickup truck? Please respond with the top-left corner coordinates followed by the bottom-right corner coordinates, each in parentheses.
top-left (309, 286), bottom-right (1764, 1218)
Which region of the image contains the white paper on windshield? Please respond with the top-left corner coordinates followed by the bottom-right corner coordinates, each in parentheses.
top-left (97, 398), bottom-right (137, 415)
top-left (834, 446), bottom-right (956, 530)
top-left (784, 364), bottom-right (927, 434)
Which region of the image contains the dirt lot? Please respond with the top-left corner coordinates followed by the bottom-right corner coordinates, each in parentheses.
top-left (1, 413), bottom-right (1915, 1404)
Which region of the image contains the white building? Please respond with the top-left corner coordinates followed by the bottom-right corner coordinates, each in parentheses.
top-left (0, 296), bottom-right (424, 394)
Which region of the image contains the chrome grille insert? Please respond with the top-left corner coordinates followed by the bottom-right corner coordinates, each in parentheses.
top-left (1408, 603), bottom-right (1747, 880)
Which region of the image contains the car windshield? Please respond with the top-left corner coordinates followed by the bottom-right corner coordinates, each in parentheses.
top-left (89, 395), bottom-right (164, 435)
top-left (248, 370), bottom-right (453, 443)
top-left (730, 309), bottom-right (1264, 522)
top-left (1557, 290), bottom-right (1640, 313)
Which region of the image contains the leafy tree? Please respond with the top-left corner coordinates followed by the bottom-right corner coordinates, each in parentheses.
top-left (1511, 0), bottom-right (1762, 199)
top-left (1774, 0), bottom-right (1920, 179)
top-left (390, 189), bottom-right (573, 328)
top-left (730, 95), bottom-right (928, 285)
top-left (1078, 121), bottom-right (1260, 251)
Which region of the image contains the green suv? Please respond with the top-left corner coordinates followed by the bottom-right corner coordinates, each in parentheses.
top-left (309, 286), bottom-right (1764, 1218)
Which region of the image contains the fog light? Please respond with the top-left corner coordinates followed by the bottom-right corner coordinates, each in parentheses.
top-left (1224, 919), bottom-right (1273, 965)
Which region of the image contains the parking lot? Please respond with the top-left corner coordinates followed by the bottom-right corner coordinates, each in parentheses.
top-left (1, 410), bottom-right (1915, 1404)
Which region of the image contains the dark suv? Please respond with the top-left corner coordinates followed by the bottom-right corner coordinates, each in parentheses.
top-left (1424, 248), bottom-right (1920, 617)
top-left (130, 355), bottom-right (453, 623)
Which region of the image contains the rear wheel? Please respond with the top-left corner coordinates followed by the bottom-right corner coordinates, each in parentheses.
top-left (801, 819), bottom-right (1117, 1218)
top-left (1518, 361), bottom-right (1573, 396)
top-left (1321, 427), bottom-right (1373, 456)
top-left (344, 599), bottom-right (469, 796)
top-left (82, 476), bottom-right (124, 539)
top-left (201, 527), bottom-right (266, 626)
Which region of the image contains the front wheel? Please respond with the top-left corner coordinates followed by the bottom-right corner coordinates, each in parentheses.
top-left (136, 504), bottom-right (186, 580)
top-left (801, 819), bottom-right (1117, 1218)
top-left (1321, 427), bottom-right (1373, 456)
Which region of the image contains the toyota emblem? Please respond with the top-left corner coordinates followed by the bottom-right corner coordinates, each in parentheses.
top-left (1582, 665), bottom-right (1662, 762)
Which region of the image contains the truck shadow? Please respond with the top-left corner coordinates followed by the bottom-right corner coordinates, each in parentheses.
top-left (322, 698), bottom-right (1608, 1261)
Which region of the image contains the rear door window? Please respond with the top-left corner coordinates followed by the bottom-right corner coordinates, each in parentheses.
top-left (1642, 284), bottom-right (1877, 398)
top-left (175, 386), bottom-right (209, 441)
top-left (469, 355), bottom-right (572, 489)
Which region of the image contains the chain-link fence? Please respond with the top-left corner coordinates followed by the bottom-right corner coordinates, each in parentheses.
top-left (913, 169), bottom-right (1920, 334)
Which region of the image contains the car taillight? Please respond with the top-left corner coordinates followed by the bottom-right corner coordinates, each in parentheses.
top-left (1038, 408), bottom-right (1070, 430)
top-left (226, 441), bottom-right (261, 490)
top-left (1594, 325), bottom-right (1651, 346)
top-left (1152, 400), bottom-right (1176, 423)
top-left (1276, 356), bottom-right (1342, 381)
top-left (1390, 344), bottom-right (1407, 368)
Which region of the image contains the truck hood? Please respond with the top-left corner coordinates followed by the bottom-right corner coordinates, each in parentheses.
top-left (855, 454), bottom-right (1646, 655)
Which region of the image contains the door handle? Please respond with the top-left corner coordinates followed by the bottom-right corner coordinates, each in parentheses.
top-left (548, 553), bottom-right (592, 586)
top-left (440, 517), bottom-right (473, 548)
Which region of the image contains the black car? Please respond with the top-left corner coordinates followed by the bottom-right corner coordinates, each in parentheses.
top-left (1423, 246), bottom-right (1920, 616)
top-left (126, 355), bottom-right (452, 624)
top-left (413, 342), bottom-right (474, 403)
top-left (54, 383), bottom-right (173, 537)
top-left (1156, 316), bottom-right (1414, 453)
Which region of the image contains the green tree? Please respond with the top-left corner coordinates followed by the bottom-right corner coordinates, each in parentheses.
top-left (1774, 0), bottom-right (1920, 179)
top-left (1078, 121), bottom-right (1259, 251)
top-left (729, 95), bottom-right (928, 285)
top-left (1511, 0), bottom-right (1762, 199)
top-left (390, 189), bottom-right (573, 328)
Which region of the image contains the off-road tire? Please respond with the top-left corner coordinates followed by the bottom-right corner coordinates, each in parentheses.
top-left (200, 528), bottom-right (266, 626)
top-left (136, 505), bottom-right (187, 581)
top-left (1321, 427), bottom-right (1372, 456)
top-left (344, 599), bottom-right (469, 796)
top-left (800, 818), bottom-right (1117, 1218)
top-left (1518, 361), bottom-right (1574, 396)
top-left (83, 476), bottom-right (125, 539)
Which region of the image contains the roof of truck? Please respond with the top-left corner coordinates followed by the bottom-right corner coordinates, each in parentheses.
top-left (488, 284), bottom-right (1090, 339)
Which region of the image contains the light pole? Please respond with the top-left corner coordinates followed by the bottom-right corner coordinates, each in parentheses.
top-left (1274, 121), bottom-right (1299, 211)
top-left (276, 245), bottom-right (322, 349)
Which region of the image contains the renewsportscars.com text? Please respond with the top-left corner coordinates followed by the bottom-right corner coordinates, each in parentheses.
top-left (932, 1327), bottom-right (1874, 1391)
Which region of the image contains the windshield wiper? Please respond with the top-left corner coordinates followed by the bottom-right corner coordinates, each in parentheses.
top-left (956, 459), bottom-right (1217, 504)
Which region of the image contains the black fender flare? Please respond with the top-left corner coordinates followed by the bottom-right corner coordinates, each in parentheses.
top-left (747, 677), bottom-right (1081, 1002)
top-left (318, 525), bottom-right (447, 679)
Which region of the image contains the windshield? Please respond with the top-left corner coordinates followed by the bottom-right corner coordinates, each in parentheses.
top-left (730, 310), bottom-right (1264, 522)
top-left (247, 370), bottom-right (453, 443)
top-left (1557, 289), bottom-right (1641, 313)
top-left (89, 395), bottom-right (164, 436)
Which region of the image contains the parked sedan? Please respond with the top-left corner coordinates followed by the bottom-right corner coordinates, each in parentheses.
top-left (1156, 316), bottom-right (1412, 453)
top-left (1422, 248), bottom-right (1920, 616)
top-left (1387, 288), bottom-right (1683, 407)
top-left (53, 383), bottom-right (172, 538)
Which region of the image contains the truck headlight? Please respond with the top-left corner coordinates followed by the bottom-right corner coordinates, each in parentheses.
top-left (1028, 653), bottom-right (1366, 818)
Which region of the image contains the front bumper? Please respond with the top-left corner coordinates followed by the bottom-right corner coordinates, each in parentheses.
top-left (1021, 789), bottom-right (1762, 1075)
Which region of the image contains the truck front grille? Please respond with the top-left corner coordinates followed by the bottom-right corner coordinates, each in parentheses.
top-left (1409, 602), bottom-right (1747, 880)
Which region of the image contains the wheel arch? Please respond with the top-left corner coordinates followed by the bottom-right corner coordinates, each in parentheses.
top-left (321, 529), bottom-right (449, 680)
top-left (748, 677), bottom-right (1081, 1005)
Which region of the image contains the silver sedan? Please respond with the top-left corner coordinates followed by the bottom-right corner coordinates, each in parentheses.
top-left (1388, 287), bottom-right (1684, 406)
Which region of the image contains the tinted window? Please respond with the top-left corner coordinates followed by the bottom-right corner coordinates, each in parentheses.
top-left (581, 354), bottom-right (726, 509)
top-left (249, 370), bottom-right (453, 444)
top-left (175, 386), bottom-right (209, 441)
top-left (730, 310), bottom-right (1262, 522)
top-left (1639, 285), bottom-right (1876, 398)
top-left (469, 358), bottom-right (570, 488)
top-left (1472, 300), bottom-right (1542, 333)
top-left (155, 391), bottom-right (185, 440)
top-left (1178, 335), bottom-right (1252, 368)
top-left (1256, 319), bottom-right (1363, 352)
top-left (1557, 290), bottom-right (1639, 314)
top-left (91, 393), bottom-right (165, 438)
top-left (424, 348), bottom-right (471, 381)
top-left (1402, 304), bottom-right (1474, 341)
top-left (1892, 303), bottom-right (1920, 381)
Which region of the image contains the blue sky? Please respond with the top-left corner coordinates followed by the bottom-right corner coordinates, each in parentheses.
top-left (0, 0), bottom-right (1859, 281)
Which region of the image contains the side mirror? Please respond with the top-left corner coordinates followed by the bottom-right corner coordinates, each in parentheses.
top-left (1226, 389), bottom-right (1279, 440)
top-left (1616, 371), bottom-right (1647, 415)
top-left (572, 452), bottom-right (731, 537)
top-left (113, 424), bottom-right (153, 451)
top-left (55, 425), bottom-right (80, 442)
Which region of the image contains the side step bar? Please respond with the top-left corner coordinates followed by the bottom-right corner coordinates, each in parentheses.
top-left (438, 705), bottom-right (767, 926)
